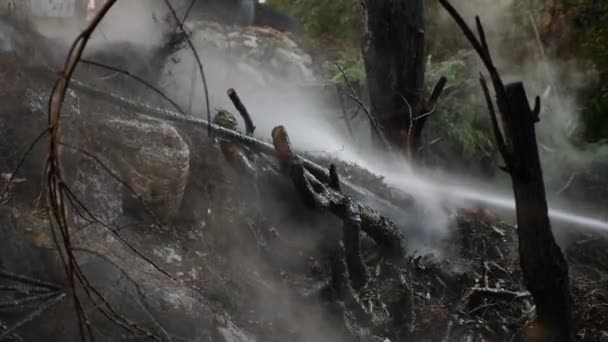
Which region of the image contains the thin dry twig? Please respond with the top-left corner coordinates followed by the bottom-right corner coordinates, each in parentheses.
top-left (59, 143), bottom-right (166, 232)
top-left (180, 0), bottom-right (197, 24)
top-left (0, 128), bottom-right (49, 203)
top-left (335, 84), bottom-right (354, 138)
top-left (72, 248), bottom-right (174, 342)
top-left (45, 3), bottom-right (121, 340)
top-left (60, 182), bottom-right (175, 282)
top-left (0, 293), bottom-right (66, 341)
top-left (80, 59), bottom-right (187, 115)
top-left (334, 63), bottom-right (391, 150)
top-left (43, 2), bottom-right (173, 341)
top-left (479, 74), bottom-right (509, 170)
top-left (162, 0), bottom-right (211, 136)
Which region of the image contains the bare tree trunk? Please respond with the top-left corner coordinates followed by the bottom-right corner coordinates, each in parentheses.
top-left (361, 0), bottom-right (424, 155)
top-left (361, 0), bottom-right (445, 156)
top-left (438, 1), bottom-right (574, 340)
top-left (504, 83), bottom-right (574, 342)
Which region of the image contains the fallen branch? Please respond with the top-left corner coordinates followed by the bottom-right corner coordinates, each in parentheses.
top-left (0, 128), bottom-right (48, 203)
top-left (330, 242), bottom-right (373, 324)
top-left (271, 125), bottom-right (406, 260)
top-left (0, 292), bottom-right (66, 341)
top-left (80, 58), bottom-right (187, 116)
top-left (334, 62), bottom-right (392, 151)
top-left (162, 0), bottom-right (211, 136)
top-left (45, 2), bottom-right (120, 340)
top-left (335, 84), bottom-right (354, 138)
top-left (469, 286), bottom-right (531, 300)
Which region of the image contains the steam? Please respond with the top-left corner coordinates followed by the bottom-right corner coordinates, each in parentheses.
top-left (436, 1), bottom-right (601, 184)
top-left (25, 0), bottom-right (606, 245)
top-left (158, 25), bottom-right (356, 158)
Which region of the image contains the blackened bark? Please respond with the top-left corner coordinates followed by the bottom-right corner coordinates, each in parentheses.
top-left (227, 88), bottom-right (256, 136)
top-left (271, 125), bottom-right (406, 260)
top-left (342, 201), bottom-right (368, 290)
top-left (505, 83), bottom-right (573, 342)
top-left (329, 164), bottom-right (341, 191)
top-left (438, 1), bottom-right (574, 340)
top-left (361, 0), bottom-right (426, 154)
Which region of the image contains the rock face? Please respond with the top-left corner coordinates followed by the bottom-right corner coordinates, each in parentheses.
top-left (78, 114), bottom-right (190, 222)
top-left (165, 21), bottom-right (315, 91)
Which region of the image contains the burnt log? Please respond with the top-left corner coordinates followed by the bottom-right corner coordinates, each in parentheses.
top-left (438, 1), bottom-right (575, 340)
top-left (227, 88), bottom-right (256, 136)
top-left (330, 242), bottom-right (373, 324)
top-left (271, 125), bottom-right (406, 261)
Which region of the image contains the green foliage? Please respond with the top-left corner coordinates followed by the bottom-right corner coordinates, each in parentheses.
top-left (266, 0), bottom-right (360, 40)
top-left (424, 52), bottom-right (494, 163)
top-left (576, 2), bottom-right (608, 142)
top-left (425, 54), bottom-right (470, 89)
top-left (328, 50), bottom-right (494, 165)
top-left (515, 0), bottom-right (608, 142)
top-left (331, 54), bottom-right (366, 85)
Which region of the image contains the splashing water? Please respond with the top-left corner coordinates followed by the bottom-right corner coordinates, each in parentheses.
top-left (327, 146), bottom-right (608, 234)
top-left (382, 168), bottom-right (608, 233)
top-left (446, 185), bottom-right (608, 232)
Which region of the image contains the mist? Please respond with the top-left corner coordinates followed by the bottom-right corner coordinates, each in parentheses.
top-left (433, 0), bottom-right (603, 187)
top-left (26, 0), bottom-right (607, 248)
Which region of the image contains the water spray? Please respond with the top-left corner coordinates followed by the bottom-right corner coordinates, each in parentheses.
top-left (383, 171), bottom-right (608, 233)
top-left (70, 79), bottom-right (608, 234)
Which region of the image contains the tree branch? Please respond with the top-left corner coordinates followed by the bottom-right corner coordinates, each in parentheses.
top-left (271, 125), bottom-right (406, 260)
top-left (227, 88), bottom-right (256, 136)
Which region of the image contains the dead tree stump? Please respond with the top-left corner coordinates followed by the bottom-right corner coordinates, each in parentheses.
top-left (438, 1), bottom-right (575, 340)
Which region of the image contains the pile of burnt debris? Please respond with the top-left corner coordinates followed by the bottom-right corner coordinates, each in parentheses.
top-left (211, 116), bottom-right (608, 341)
top-left (2, 79), bottom-right (608, 341)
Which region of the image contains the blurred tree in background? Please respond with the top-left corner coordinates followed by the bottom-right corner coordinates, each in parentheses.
top-left (267, 0), bottom-right (360, 41)
top-left (270, 0), bottom-right (608, 154)
top-left (573, 1), bottom-right (608, 143)
top-left (513, 0), bottom-right (608, 143)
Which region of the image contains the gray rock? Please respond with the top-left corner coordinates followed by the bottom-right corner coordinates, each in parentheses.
top-left (79, 114), bottom-right (190, 223)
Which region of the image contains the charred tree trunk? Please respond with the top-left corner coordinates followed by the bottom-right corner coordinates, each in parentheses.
top-left (439, 1), bottom-right (574, 341)
top-left (502, 83), bottom-right (573, 342)
top-left (361, 0), bottom-right (425, 155)
top-left (361, 0), bottom-right (445, 157)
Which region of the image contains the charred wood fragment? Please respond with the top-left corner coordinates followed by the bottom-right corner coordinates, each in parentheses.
top-left (330, 242), bottom-right (373, 324)
top-left (227, 88), bottom-right (256, 136)
top-left (213, 109), bottom-right (258, 178)
top-left (271, 125), bottom-right (406, 260)
top-left (342, 201), bottom-right (368, 290)
top-left (329, 164), bottom-right (341, 192)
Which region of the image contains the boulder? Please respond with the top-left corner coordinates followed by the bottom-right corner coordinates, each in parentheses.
top-left (168, 21), bottom-right (315, 89)
top-left (77, 114), bottom-right (190, 223)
